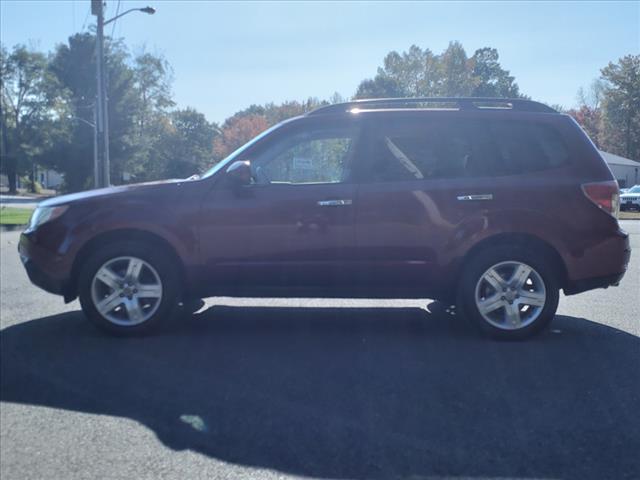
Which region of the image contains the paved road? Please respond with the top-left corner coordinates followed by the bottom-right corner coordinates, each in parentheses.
top-left (1, 224), bottom-right (639, 480)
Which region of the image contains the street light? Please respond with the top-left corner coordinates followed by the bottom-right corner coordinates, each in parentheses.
top-left (92, 2), bottom-right (155, 188)
top-left (68, 110), bottom-right (98, 188)
top-left (103, 6), bottom-right (155, 26)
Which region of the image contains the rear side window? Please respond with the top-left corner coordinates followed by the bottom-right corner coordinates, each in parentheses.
top-left (364, 120), bottom-right (472, 182)
top-left (479, 120), bottom-right (569, 176)
top-left (361, 117), bottom-right (569, 182)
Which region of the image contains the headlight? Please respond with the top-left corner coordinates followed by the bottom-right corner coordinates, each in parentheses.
top-left (27, 206), bottom-right (69, 231)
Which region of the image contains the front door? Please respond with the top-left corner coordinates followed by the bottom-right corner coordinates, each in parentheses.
top-left (199, 118), bottom-right (362, 295)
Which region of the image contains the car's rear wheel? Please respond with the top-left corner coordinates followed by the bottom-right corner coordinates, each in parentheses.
top-left (458, 245), bottom-right (560, 339)
top-left (78, 242), bottom-right (180, 336)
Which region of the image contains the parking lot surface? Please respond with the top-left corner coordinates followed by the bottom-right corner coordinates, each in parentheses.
top-left (1, 222), bottom-right (639, 479)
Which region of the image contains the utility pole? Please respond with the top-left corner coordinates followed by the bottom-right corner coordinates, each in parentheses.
top-left (92, 0), bottom-right (108, 187)
top-left (91, 1), bottom-right (155, 188)
top-left (93, 105), bottom-right (99, 188)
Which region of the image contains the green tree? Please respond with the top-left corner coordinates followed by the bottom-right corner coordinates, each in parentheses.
top-left (355, 42), bottom-right (522, 99)
top-left (48, 33), bottom-right (141, 190)
top-left (600, 54), bottom-right (640, 159)
top-left (133, 51), bottom-right (174, 137)
top-left (438, 41), bottom-right (474, 96)
top-left (153, 108), bottom-right (217, 179)
top-left (470, 47), bottom-right (520, 97)
top-left (0, 44), bottom-right (64, 193)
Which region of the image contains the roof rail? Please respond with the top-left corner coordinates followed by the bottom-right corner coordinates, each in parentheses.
top-left (308, 97), bottom-right (557, 115)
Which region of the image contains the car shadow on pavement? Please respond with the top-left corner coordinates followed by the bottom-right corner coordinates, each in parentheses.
top-left (1, 305), bottom-right (639, 480)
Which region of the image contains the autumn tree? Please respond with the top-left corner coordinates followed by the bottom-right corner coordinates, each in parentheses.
top-left (213, 114), bottom-right (269, 160)
top-left (212, 98), bottom-right (326, 161)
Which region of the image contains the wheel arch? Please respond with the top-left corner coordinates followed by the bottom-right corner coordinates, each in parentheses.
top-left (455, 232), bottom-right (568, 291)
top-left (66, 228), bottom-right (187, 302)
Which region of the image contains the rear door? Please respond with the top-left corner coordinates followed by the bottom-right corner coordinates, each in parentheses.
top-left (352, 114), bottom-right (489, 295)
top-left (352, 113), bottom-right (573, 296)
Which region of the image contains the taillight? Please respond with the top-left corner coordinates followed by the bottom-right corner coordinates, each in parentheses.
top-left (581, 181), bottom-right (620, 217)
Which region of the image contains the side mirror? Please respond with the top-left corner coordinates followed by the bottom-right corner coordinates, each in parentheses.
top-left (225, 160), bottom-right (252, 186)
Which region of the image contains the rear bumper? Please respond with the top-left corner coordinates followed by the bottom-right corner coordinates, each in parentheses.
top-left (564, 271), bottom-right (627, 295)
top-left (564, 227), bottom-right (631, 295)
top-left (564, 226), bottom-right (631, 288)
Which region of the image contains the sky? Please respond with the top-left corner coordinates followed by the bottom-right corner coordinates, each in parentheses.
top-left (1, 1), bottom-right (639, 124)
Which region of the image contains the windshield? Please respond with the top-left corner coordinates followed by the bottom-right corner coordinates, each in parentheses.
top-left (201, 123), bottom-right (283, 179)
top-left (626, 185), bottom-right (640, 193)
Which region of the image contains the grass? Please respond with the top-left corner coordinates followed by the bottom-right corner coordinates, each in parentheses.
top-left (0, 207), bottom-right (32, 226)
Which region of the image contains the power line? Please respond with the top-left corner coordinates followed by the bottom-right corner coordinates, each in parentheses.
top-left (81, 5), bottom-right (90, 32)
top-left (110, 0), bottom-right (122, 38)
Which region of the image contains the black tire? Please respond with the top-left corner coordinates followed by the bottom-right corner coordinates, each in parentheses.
top-left (78, 241), bottom-right (181, 336)
top-left (457, 245), bottom-right (560, 340)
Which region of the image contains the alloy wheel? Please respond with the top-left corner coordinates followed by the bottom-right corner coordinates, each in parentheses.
top-left (474, 261), bottom-right (547, 330)
top-left (90, 256), bottom-right (163, 326)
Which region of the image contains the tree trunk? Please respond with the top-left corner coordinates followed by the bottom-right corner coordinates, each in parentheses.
top-left (6, 158), bottom-right (17, 194)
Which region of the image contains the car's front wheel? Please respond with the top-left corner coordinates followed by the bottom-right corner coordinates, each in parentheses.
top-left (78, 241), bottom-right (180, 336)
top-left (458, 245), bottom-right (560, 339)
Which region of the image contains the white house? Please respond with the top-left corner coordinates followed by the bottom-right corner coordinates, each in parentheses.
top-left (600, 151), bottom-right (640, 188)
top-left (39, 169), bottom-right (63, 190)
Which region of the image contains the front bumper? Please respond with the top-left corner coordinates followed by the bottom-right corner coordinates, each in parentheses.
top-left (620, 200), bottom-right (640, 210)
top-left (20, 255), bottom-right (66, 296)
top-left (19, 232), bottom-right (73, 300)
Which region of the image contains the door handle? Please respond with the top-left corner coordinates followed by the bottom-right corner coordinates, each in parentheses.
top-left (317, 199), bottom-right (353, 207)
top-left (457, 194), bottom-right (493, 201)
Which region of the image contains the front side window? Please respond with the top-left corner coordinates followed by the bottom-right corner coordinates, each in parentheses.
top-left (252, 127), bottom-right (357, 185)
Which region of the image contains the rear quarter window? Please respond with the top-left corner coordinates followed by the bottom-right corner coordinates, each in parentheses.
top-left (476, 120), bottom-right (570, 176)
top-left (359, 116), bottom-right (570, 183)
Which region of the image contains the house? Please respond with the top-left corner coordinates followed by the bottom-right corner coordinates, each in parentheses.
top-left (600, 151), bottom-right (640, 188)
top-left (39, 169), bottom-right (63, 190)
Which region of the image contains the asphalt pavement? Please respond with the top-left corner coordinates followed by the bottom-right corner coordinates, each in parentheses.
top-left (1, 223), bottom-right (639, 480)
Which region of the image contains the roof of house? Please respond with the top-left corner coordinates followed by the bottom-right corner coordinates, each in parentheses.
top-left (600, 151), bottom-right (640, 167)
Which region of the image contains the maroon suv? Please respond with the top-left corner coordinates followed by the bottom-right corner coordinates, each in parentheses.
top-left (19, 98), bottom-right (631, 339)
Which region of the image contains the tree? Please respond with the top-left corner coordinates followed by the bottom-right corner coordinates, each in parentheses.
top-left (153, 108), bottom-right (217, 179)
top-left (354, 42), bottom-right (522, 99)
top-left (0, 44), bottom-right (64, 193)
top-left (567, 104), bottom-right (603, 147)
top-left (133, 51), bottom-right (174, 137)
top-left (600, 54), bottom-right (640, 160)
top-left (48, 33), bottom-right (143, 190)
top-left (213, 114), bottom-right (269, 160)
top-left (355, 75), bottom-right (406, 99)
top-left (470, 47), bottom-right (520, 97)
top-left (211, 99), bottom-right (326, 162)
top-left (438, 41), bottom-right (474, 96)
